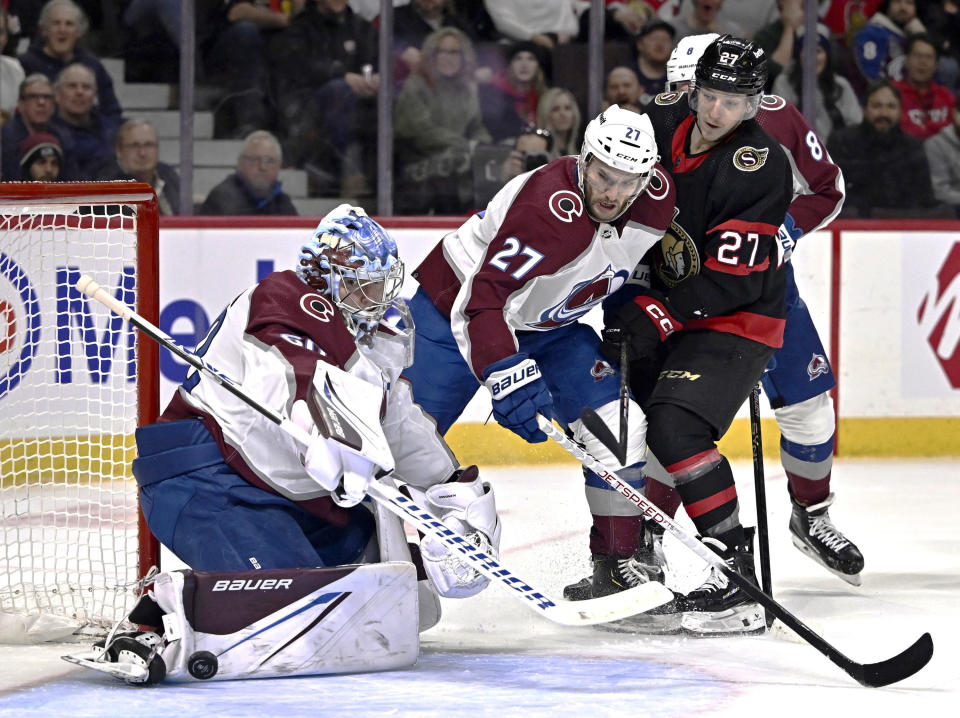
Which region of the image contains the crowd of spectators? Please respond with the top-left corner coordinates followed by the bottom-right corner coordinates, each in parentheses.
top-left (1, 0), bottom-right (960, 218)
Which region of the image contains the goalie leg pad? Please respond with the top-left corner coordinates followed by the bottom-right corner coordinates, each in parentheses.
top-left (65, 564), bottom-right (419, 684)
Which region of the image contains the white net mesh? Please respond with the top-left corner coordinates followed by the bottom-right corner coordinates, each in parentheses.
top-left (1, 199), bottom-right (152, 642)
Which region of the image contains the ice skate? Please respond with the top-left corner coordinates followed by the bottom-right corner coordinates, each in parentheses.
top-left (564, 524), bottom-right (681, 633)
top-left (680, 529), bottom-right (765, 636)
top-left (790, 493), bottom-right (864, 585)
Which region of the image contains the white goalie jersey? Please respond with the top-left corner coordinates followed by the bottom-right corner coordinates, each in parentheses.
top-left (159, 270), bottom-right (457, 510)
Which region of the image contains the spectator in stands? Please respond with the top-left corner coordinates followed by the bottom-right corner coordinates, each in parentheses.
top-left (19, 0), bottom-right (122, 134)
top-left (1, 8), bottom-right (26, 124)
top-left (603, 65), bottom-right (643, 113)
top-left (392, 0), bottom-right (477, 77)
top-left (854, 0), bottom-right (926, 82)
top-left (665, 0), bottom-right (744, 41)
top-left (498, 124), bottom-right (552, 184)
top-left (828, 79), bottom-right (936, 216)
top-left (123, 1), bottom-right (296, 136)
top-left (199, 130), bottom-right (298, 215)
top-left (2, 74), bottom-right (80, 180)
top-left (714, 0), bottom-right (778, 39)
top-left (772, 22), bottom-right (862, 141)
top-left (96, 118), bottom-right (181, 215)
top-left (18, 131), bottom-right (63, 181)
top-left (921, 1), bottom-right (960, 89)
top-left (576, 0), bottom-right (653, 42)
top-left (271, 0), bottom-right (378, 197)
top-left (51, 62), bottom-right (114, 179)
top-left (536, 86), bottom-right (581, 157)
top-left (479, 40), bottom-right (549, 142)
top-left (394, 27), bottom-right (491, 214)
top-left (483, 0), bottom-right (579, 50)
top-left (924, 93), bottom-right (960, 214)
top-left (633, 18), bottom-right (674, 105)
top-left (753, 0), bottom-right (805, 89)
top-left (893, 33), bottom-right (955, 140)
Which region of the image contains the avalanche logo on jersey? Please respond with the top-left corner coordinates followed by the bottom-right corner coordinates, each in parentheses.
top-left (807, 353), bottom-right (830, 380)
top-left (549, 190), bottom-right (584, 223)
top-left (590, 359), bottom-right (615, 381)
top-left (300, 293), bottom-right (336, 323)
top-left (760, 94), bottom-right (787, 111)
top-left (527, 265), bottom-right (628, 329)
top-left (733, 146), bottom-right (769, 172)
top-left (655, 211), bottom-right (700, 288)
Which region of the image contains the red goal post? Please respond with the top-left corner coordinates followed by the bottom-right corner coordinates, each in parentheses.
top-left (0, 182), bottom-right (160, 642)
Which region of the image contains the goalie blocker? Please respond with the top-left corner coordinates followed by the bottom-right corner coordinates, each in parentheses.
top-left (63, 563), bottom-right (418, 685)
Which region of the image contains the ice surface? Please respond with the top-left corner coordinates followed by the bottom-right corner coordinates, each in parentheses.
top-left (1, 458), bottom-right (956, 716)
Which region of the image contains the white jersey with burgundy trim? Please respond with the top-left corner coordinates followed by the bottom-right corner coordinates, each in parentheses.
top-left (754, 94), bottom-right (845, 235)
top-left (160, 270), bottom-right (456, 512)
top-left (412, 156), bottom-right (676, 378)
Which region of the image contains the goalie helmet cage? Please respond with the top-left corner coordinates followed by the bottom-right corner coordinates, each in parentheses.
top-left (0, 182), bottom-right (160, 643)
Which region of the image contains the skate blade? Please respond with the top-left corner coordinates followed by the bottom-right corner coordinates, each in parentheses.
top-left (595, 611), bottom-right (682, 635)
top-left (62, 651), bottom-right (149, 683)
top-left (680, 604), bottom-right (766, 637)
top-left (791, 535), bottom-right (863, 586)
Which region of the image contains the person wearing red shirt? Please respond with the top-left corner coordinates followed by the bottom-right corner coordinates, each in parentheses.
top-left (894, 33), bottom-right (955, 140)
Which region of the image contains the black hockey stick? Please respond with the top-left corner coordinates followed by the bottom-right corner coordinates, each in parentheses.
top-left (750, 384), bottom-right (774, 627)
top-left (555, 408), bottom-right (933, 688)
top-left (617, 340), bottom-right (629, 465)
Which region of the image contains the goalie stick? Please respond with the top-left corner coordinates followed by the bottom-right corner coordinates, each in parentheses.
top-left (75, 275), bottom-right (673, 627)
top-left (543, 410), bottom-right (933, 688)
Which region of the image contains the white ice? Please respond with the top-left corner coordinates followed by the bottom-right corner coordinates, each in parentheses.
top-left (1, 458), bottom-right (956, 717)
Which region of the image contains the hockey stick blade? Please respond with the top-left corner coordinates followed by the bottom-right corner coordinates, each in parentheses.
top-left (556, 411), bottom-right (933, 687)
top-left (74, 275), bottom-right (673, 628)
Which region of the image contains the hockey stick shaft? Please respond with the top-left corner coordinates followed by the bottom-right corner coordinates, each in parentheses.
top-left (539, 413), bottom-right (932, 687)
top-left (617, 342), bottom-right (629, 466)
top-left (76, 275), bottom-right (671, 627)
top-left (749, 385), bottom-right (773, 622)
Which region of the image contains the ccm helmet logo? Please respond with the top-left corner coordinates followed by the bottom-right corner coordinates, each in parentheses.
top-left (616, 152), bottom-right (639, 162)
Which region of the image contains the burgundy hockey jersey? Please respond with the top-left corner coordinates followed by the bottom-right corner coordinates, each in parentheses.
top-left (413, 155), bottom-right (676, 377)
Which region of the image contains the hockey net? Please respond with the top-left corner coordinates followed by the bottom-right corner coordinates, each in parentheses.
top-left (0, 182), bottom-right (160, 643)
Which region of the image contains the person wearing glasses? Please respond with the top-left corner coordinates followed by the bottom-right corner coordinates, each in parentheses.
top-left (96, 119), bottom-right (181, 215)
top-left (199, 130), bottom-right (298, 215)
top-left (1, 73), bottom-right (80, 180)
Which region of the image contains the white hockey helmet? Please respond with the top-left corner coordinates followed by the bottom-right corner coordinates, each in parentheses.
top-left (665, 33), bottom-right (720, 92)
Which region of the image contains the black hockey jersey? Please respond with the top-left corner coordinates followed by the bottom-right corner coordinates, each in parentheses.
top-left (638, 91), bottom-right (793, 348)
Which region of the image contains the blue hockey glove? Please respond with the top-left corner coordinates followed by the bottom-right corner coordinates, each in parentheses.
top-left (602, 290), bottom-right (684, 363)
top-left (483, 354), bottom-right (553, 443)
top-left (776, 212), bottom-right (802, 263)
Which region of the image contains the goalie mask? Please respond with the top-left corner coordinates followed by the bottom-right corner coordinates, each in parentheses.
top-left (298, 204), bottom-right (404, 338)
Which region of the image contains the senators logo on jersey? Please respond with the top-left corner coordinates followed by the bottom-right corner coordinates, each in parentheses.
top-left (733, 146), bottom-right (769, 172)
top-left (655, 213), bottom-right (699, 288)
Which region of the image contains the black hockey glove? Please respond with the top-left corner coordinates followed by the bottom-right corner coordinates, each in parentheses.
top-left (601, 291), bottom-right (685, 363)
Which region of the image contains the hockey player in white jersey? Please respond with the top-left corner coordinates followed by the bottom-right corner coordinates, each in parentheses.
top-left (65, 205), bottom-right (501, 684)
top-left (402, 106), bottom-right (676, 597)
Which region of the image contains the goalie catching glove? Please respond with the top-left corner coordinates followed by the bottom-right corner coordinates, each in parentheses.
top-left (602, 290), bottom-right (687, 363)
top-left (406, 466), bottom-right (502, 598)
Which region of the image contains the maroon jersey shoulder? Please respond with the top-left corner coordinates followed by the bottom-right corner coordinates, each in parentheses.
top-left (626, 161), bottom-right (675, 232)
top-left (247, 270), bottom-right (358, 371)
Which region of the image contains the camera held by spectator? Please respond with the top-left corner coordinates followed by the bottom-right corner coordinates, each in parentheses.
top-left (500, 125), bottom-right (553, 184)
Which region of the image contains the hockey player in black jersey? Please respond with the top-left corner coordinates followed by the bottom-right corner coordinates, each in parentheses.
top-left (573, 36), bottom-right (794, 635)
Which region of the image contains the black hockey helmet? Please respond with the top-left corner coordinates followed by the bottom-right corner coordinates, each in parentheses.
top-left (694, 35), bottom-right (767, 97)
